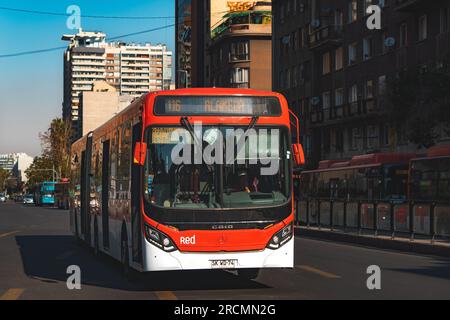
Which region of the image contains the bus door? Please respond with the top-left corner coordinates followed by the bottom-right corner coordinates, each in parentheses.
top-left (81, 134), bottom-right (93, 243)
top-left (102, 140), bottom-right (110, 250)
top-left (131, 122), bottom-right (143, 263)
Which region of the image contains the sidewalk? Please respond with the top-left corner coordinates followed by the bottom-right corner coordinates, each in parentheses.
top-left (295, 225), bottom-right (450, 258)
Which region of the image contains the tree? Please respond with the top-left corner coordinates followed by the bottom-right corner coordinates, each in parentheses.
top-left (0, 168), bottom-right (10, 192)
top-left (25, 156), bottom-right (54, 187)
top-left (39, 118), bottom-right (73, 180)
top-left (386, 58), bottom-right (450, 148)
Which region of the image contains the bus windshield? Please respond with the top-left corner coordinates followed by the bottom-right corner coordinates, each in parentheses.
top-left (144, 125), bottom-right (291, 210)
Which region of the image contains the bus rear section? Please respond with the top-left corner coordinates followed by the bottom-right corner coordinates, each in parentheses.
top-left (35, 181), bottom-right (56, 206)
top-left (69, 88), bottom-right (305, 278)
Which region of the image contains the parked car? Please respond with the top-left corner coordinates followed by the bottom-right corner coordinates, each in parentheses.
top-left (14, 194), bottom-right (23, 202)
top-left (23, 194), bottom-right (34, 205)
top-left (0, 193), bottom-right (6, 203)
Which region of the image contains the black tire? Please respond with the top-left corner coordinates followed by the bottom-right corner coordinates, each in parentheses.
top-left (121, 235), bottom-right (135, 281)
top-left (237, 268), bottom-right (260, 280)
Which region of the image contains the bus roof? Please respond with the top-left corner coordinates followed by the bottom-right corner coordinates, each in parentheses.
top-left (150, 87), bottom-right (281, 97)
top-left (303, 153), bottom-right (416, 174)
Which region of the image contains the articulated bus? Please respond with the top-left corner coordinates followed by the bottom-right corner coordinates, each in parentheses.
top-left (298, 153), bottom-right (416, 202)
top-left (409, 145), bottom-right (450, 202)
top-left (70, 88), bottom-right (304, 279)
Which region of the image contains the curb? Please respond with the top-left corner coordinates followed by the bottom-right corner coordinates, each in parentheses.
top-left (295, 226), bottom-right (450, 258)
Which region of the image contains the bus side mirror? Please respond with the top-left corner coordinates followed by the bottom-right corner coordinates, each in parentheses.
top-left (134, 142), bottom-right (147, 166)
top-left (292, 143), bottom-right (305, 166)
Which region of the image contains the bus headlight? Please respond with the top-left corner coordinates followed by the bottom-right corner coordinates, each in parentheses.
top-left (267, 223), bottom-right (293, 250)
top-left (145, 225), bottom-right (177, 252)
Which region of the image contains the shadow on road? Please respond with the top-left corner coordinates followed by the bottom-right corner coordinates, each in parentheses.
top-left (388, 258), bottom-right (450, 281)
top-left (15, 235), bottom-right (270, 292)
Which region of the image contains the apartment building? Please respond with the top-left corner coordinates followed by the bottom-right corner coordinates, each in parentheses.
top-left (62, 30), bottom-right (173, 134)
top-left (176, 0), bottom-right (273, 90)
top-left (273, 0), bottom-right (450, 167)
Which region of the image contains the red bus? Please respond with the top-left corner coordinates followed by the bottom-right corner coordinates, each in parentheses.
top-left (409, 145), bottom-right (450, 202)
top-left (70, 88), bottom-right (304, 279)
top-left (298, 153), bottom-right (416, 202)
top-left (55, 178), bottom-right (70, 210)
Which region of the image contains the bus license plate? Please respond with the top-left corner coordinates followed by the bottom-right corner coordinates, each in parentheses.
top-left (210, 259), bottom-right (237, 269)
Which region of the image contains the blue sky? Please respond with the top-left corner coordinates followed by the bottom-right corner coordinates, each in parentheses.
top-left (0, 0), bottom-right (175, 156)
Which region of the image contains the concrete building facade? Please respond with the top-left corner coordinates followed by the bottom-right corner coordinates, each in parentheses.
top-left (78, 81), bottom-right (135, 138)
top-left (273, 0), bottom-right (450, 167)
top-left (175, 0), bottom-right (273, 90)
top-left (0, 153), bottom-right (33, 183)
top-left (62, 30), bottom-right (173, 134)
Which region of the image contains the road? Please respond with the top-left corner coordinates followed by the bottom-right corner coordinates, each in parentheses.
top-left (1, 202), bottom-right (450, 300)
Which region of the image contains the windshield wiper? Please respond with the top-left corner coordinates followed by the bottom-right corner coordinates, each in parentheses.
top-left (233, 116), bottom-right (259, 163)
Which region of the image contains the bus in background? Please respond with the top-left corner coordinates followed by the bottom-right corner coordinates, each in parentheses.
top-left (70, 88), bottom-right (304, 279)
top-left (34, 181), bottom-right (56, 206)
top-left (55, 179), bottom-right (70, 210)
top-left (298, 153), bottom-right (416, 202)
top-left (409, 145), bottom-right (450, 202)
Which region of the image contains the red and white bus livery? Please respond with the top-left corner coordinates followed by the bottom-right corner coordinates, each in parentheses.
top-left (69, 88), bottom-right (304, 279)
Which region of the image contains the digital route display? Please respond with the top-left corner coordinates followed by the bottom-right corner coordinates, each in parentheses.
top-left (154, 96), bottom-right (282, 116)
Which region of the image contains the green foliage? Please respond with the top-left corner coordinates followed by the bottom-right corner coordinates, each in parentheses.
top-left (39, 118), bottom-right (73, 180)
top-left (0, 168), bottom-right (10, 192)
top-left (25, 156), bottom-right (54, 186)
top-left (386, 60), bottom-right (450, 148)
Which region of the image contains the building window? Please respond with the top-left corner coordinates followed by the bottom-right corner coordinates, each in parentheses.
top-left (365, 80), bottom-right (374, 99)
top-left (367, 125), bottom-right (378, 149)
top-left (230, 41), bottom-right (249, 61)
top-left (292, 65), bottom-right (298, 87)
top-left (349, 84), bottom-right (358, 103)
top-left (335, 10), bottom-right (343, 30)
top-left (286, 68), bottom-right (291, 88)
top-left (418, 15), bottom-right (428, 41)
top-left (364, 0), bottom-right (373, 15)
top-left (349, 0), bottom-right (358, 23)
top-left (363, 37), bottom-right (373, 60)
top-left (348, 42), bottom-right (357, 65)
top-left (400, 23), bottom-right (408, 47)
top-left (336, 129), bottom-right (344, 152)
top-left (293, 30), bottom-right (299, 50)
top-left (378, 75), bottom-right (386, 96)
top-left (379, 124), bottom-right (390, 146)
top-left (322, 52), bottom-right (331, 74)
top-left (230, 68), bottom-right (249, 88)
top-left (440, 8), bottom-right (449, 33)
top-left (322, 91), bottom-right (331, 110)
top-left (335, 88), bottom-right (344, 106)
top-left (335, 47), bottom-right (344, 70)
top-left (351, 128), bottom-right (361, 150)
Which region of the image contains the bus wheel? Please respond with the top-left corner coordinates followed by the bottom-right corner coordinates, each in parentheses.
top-left (237, 268), bottom-right (260, 280)
top-left (121, 237), bottom-right (134, 281)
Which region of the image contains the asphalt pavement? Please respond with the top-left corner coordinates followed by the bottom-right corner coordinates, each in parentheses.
top-left (1, 202), bottom-right (450, 300)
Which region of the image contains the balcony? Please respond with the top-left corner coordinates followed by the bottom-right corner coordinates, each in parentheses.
top-left (229, 53), bottom-right (250, 63)
top-left (308, 25), bottom-right (343, 51)
top-left (394, 0), bottom-right (427, 11)
top-left (211, 11), bottom-right (272, 41)
top-left (310, 110), bottom-right (323, 124)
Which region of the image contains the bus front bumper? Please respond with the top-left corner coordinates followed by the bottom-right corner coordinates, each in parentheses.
top-left (142, 237), bottom-right (294, 271)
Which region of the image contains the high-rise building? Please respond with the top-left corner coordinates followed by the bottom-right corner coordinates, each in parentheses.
top-left (175, 0), bottom-right (273, 90)
top-left (273, 0), bottom-right (450, 167)
top-left (175, 0), bottom-right (207, 88)
top-left (0, 153), bottom-right (33, 183)
top-left (62, 29), bottom-right (173, 134)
